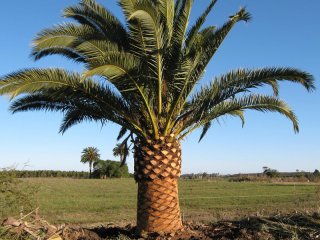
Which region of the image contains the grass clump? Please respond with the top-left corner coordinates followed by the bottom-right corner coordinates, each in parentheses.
top-left (0, 168), bottom-right (39, 219)
top-left (0, 168), bottom-right (39, 239)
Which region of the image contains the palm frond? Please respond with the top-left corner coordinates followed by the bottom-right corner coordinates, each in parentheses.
top-left (118, 0), bottom-right (149, 58)
top-left (63, 0), bottom-right (129, 45)
top-left (75, 40), bottom-right (121, 59)
top-left (32, 22), bottom-right (128, 62)
top-left (190, 8), bottom-right (251, 82)
top-left (189, 67), bottom-right (315, 115)
top-left (197, 109), bottom-right (244, 142)
top-left (174, 0), bottom-right (184, 21)
top-left (176, 67), bottom-right (314, 137)
top-left (113, 139), bottom-right (130, 166)
top-left (32, 23), bottom-right (103, 60)
top-left (83, 54), bottom-right (159, 139)
top-left (0, 68), bottom-right (152, 135)
top-left (83, 52), bottom-right (142, 93)
top-left (159, 0), bottom-right (175, 41)
top-left (9, 94), bottom-right (72, 113)
top-left (117, 126), bottom-right (128, 141)
top-left (0, 68), bottom-right (82, 98)
top-left (198, 121), bottom-right (211, 143)
top-left (60, 106), bottom-right (106, 134)
top-left (163, 53), bottom-right (201, 134)
top-left (179, 94), bottom-right (299, 140)
top-left (170, 0), bottom-right (192, 60)
top-left (128, 1), bottom-right (166, 113)
top-left (185, 0), bottom-right (217, 48)
top-left (33, 47), bottom-right (86, 63)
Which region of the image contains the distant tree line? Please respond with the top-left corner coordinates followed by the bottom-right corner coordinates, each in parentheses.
top-left (181, 172), bottom-right (220, 180)
top-left (13, 170), bottom-right (90, 178)
top-left (4, 145), bottom-right (131, 179)
top-left (11, 164), bottom-right (132, 179)
top-left (181, 169), bottom-right (320, 182)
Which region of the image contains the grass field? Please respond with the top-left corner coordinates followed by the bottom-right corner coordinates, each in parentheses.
top-left (17, 178), bottom-right (320, 224)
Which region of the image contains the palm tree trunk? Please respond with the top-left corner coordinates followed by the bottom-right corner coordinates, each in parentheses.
top-left (134, 137), bottom-right (183, 233)
top-left (89, 162), bottom-right (92, 179)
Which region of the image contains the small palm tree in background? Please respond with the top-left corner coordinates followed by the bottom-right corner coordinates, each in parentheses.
top-left (81, 147), bottom-right (100, 178)
top-left (0, 0), bottom-right (315, 234)
top-left (113, 143), bottom-right (130, 164)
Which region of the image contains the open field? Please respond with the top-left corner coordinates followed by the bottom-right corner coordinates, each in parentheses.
top-left (11, 178), bottom-right (319, 225)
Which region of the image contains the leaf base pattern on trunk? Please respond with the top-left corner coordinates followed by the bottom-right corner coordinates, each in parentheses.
top-left (134, 137), bottom-right (183, 233)
top-left (134, 137), bottom-right (181, 181)
top-left (137, 178), bottom-right (183, 233)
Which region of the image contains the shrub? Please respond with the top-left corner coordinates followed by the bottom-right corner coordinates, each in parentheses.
top-left (93, 160), bottom-right (130, 178)
top-left (0, 169), bottom-right (38, 219)
top-left (263, 168), bottom-right (280, 178)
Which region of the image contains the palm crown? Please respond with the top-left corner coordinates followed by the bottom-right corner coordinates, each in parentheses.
top-left (0, 0), bottom-right (314, 145)
top-left (81, 146), bottom-right (100, 176)
top-left (81, 147), bottom-right (100, 164)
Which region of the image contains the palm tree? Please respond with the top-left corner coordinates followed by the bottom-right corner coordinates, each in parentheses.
top-left (81, 147), bottom-right (100, 178)
top-left (0, 0), bottom-right (315, 233)
top-left (113, 143), bottom-right (130, 164)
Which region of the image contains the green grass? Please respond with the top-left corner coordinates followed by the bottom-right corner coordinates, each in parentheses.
top-left (9, 178), bottom-right (320, 224)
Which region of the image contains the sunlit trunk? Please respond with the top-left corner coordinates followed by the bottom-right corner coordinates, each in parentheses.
top-left (134, 137), bottom-right (183, 233)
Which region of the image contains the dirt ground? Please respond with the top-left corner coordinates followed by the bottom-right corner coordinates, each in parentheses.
top-left (62, 213), bottom-right (320, 240)
top-left (2, 212), bottom-right (320, 239)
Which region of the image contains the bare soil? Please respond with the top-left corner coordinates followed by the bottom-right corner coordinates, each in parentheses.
top-left (2, 212), bottom-right (320, 239)
top-left (67, 213), bottom-right (320, 240)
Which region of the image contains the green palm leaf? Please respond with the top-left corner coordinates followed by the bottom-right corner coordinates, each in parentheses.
top-left (190, 8), bottom-right (251, 81)
top-left (189, 68), bottom-right (315, 115)
top-left (159, 0), bottom-right (174, 41)
top-left (64, 0), bottom-right (128, 44)
top-left (185, 0), bottom-right (217, 48)
top-left (179, 94), bottom-right (299, 140)
top-left (128, 1), bottom-right (166, 114)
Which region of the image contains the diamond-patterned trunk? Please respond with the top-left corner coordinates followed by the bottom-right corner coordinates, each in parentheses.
top-left (134, 137), bottom-right (183, 233)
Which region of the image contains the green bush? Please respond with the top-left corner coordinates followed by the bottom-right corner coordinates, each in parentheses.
top-left (0, 169), bottom-right (38, 219)
top-left (263, 168), bottom-right (280, 178)
top-left (93, 160), bottom-right (130, 178)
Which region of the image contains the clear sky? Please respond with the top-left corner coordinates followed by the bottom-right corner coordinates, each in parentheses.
top-left (0, 0), bottom-right (319, 174)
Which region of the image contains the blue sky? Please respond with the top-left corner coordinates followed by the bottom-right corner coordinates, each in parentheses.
top-left (0, 0), bottom-right (319, 174)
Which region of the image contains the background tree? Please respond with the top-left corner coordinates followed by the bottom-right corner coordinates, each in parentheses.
top-left (81, 147), bottom-right (100, 178)
top-left (263, 168), bottom-right (279, 178)
top-left (0, 0), bottom-right (315, 234)
top-left (262, 166), bottom-right (269, 173)
top-left (113, 143), bottom-right (130, 166)
top-left (93, 159), bottom-right (129, 178)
